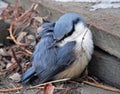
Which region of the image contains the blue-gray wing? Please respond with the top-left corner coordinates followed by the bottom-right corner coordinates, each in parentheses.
top-left (38, 41), bottom-right (76, 83)
top-left (31, 35), bottom-right (57, 83)
top-left (56, 41), bottom-right (76, 69)
top-left (21, 66), bottom-right (36, 83)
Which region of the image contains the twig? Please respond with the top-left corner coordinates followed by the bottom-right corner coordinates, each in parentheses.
top-left (83, 80), bottom-right (120, 93)
top-left (37, 87), bottom-right (66, 90)
top-left (87, 76), bottom-right (99, 84)
top-left (11, 48), bottom-right (22, 72)
top-left (0, 63), bottom-right (17, 72)
top-left (0, 78), bottom-right (69, 93)
top-left (7, 2), bottom-right (45, 56)
top-left (0, 86), bottom-right (23, 92)
top-left (0, 86), bottom-right (66, 93)
top-left (29, 78), bottom-right (70, 89)
top-left (13, 0), bottom-right (20, 19)
top-left (20, 46), bottom-right (32, 55)
top-left (0, 78), bottom-right (70, 92)
top-left (8, 3), bottom-right (39, 55)
top-left (9, 23), bottom-right (28, 46)
top-left (15, 3), bottom-right (38, 23)
top-left (8, 23), bottom-right (32, 55)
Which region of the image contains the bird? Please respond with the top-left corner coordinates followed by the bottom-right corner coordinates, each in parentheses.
top-left (21, 13), bottom-right (94, 84)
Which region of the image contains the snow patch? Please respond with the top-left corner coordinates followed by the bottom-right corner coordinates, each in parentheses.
top-left (54, 0), bottom-right (120, 3)
top-left (54, 0), bottom-right (120, 11)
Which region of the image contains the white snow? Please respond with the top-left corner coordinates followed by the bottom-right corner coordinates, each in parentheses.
top-left (54, 0), bottom-right (120, 3)
top-left (54, 0), bottom-right (120, 11)
top-left (0, 1), bottom-right (8, 15)
top-left (90, 2), bottom-right (120, 11)
top-left (0, 1), bottom-right (8, 9)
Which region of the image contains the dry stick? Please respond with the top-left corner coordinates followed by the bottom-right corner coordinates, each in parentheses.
top-left (13, 0), bottom-right (20, 19)
top-left (0, 87), bottom-right (23, 92)
top-left (0, 78), bottom-right (120, 93)
top-left (87, 76), bottom-right (99, 84)
top-left (9, 23), bottom-right (28, 46)
top-left (11, 48), bottom-right (22, 71)
top-left (15, 3), bottom-right (38, 22)
top-left (0, 63), bottom-right (17, 72)
top-left (8, 23), bottom-right (32, 55)
top-left (83, 81), bottom-right (120, 93)
top-left (0, 78), bottom-right (70, 93)
top-left (9, 23), bottom-right (19, 45)
top-left (29, 78), bottom-right (70, 89)
top-left (20, 46), bottom-right (32, 55)
top-left (8, 3), bottom-right (39, 55)
top-left (0, 86), bottom-right (66, 93)
top-left (37, 87), bottom-right (66, 90)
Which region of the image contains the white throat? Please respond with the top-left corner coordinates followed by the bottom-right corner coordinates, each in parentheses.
top-left (58, 22), bottom-right (94, 60)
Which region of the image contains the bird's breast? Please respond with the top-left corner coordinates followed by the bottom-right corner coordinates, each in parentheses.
top-left (54, 50), bottom-right (88, 79)
top-left (55, 28), bottom-right (93, 79)
top-left (55, 40), bottom-right (89, 79)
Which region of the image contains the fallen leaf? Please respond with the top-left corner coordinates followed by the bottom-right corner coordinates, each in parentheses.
top-left (11, 58), bottom-right (16, 63)
top-left (0, 1), bottom-right (8, 15)
top-left (33, 17), bottom-right (43, 23)
top-left (6, 63), bottom-right (12, 69)
top-left (9, 73), bottom-right (21, 82)
top-left (0, 48), bottom-right (9, 56)
top-left (26, 34), bottom-right (36, 46)
top-left (44, 83), bottom-right (55, 94)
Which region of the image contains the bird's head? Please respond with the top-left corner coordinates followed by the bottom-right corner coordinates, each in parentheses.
top-left (53, 13), bottom-right (87, 41)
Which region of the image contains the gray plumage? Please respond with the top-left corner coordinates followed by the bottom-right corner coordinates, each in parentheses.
top-left (21, 13), bottom-right (94, 84)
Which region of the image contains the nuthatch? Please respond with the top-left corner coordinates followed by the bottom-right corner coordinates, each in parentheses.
top-left (21, 13), bottom-right (94, 84)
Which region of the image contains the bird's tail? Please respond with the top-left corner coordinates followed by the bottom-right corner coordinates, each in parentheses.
top-left (21, 67), bottom-right (36, 84)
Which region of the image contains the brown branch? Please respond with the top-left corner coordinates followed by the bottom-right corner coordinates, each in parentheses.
top-left (0, 78), bottom-right (69, 93)
top-left (8, 3), bottom-right (39, 55)
top-left (7, 3), bottom-right (43, 57)
top-left (0, 63), bottom-right (17, 72)
top-left (0, 87), bottom-right (23, 92)
top-left (9, 23), bottom-right (29, 46)
top-left (83, 80), bottom-right (120, 93)
top-left (11, 48), bottom-right (22, 72)
top-left (20, 46), bottom-right (32, 55)
top-left (15, 3), bottom-right (38, 23)
top-left (0, 86), bottom-right (66, 93)
top-left (29, 78), bottom-right (70, 89)
top-left (1, 79), bottom-right (119, 93)
top-left (8, 22), bottom-right (32, 55)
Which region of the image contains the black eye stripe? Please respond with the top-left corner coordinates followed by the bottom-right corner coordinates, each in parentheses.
top-left (58, 18), bottom-right (80, 41)
top-left (73, 18), bottom-right (80, 25)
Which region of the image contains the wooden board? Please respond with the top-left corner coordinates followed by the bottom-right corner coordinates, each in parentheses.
top-left (89, 48), bottom-right (120, 89)
top-left (90, 26), bottom-right (120, 58)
